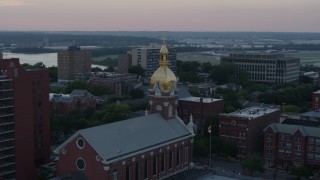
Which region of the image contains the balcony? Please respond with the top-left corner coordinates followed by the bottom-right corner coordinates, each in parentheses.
top-left (0, 122), bottom-right (14, 126)
top-left (0, 138), bottom-right (14, 143)
top-left (0, 170), bottom-right (15, 177)
top-left (0, 147), bottom-right (14, 152)
top-left (0, 154), bottom-right (14, 160)
top-left (0, 162), bottom-right (15, 168)
top-left (0, 105), bottom-right (13, 110)
top-left (0, 130), bottom-right (14, 135)
top-left (0, 97), bottom-right (13, 101)
top-left (0, 113), bottom-right (14, 118)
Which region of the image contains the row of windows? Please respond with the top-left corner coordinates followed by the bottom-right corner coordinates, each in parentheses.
top-left (115, 146), bottom-right (189, 180)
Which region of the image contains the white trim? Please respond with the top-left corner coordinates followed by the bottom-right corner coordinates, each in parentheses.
top-left (76, 137), bottom-right (85, 149)
top-left (76, 157), bottom-right (86, 171)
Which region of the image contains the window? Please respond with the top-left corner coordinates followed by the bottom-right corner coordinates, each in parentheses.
top-left (169, 151), bottom-right (173, 169)
top-left (267, 149), bottom-right (272, 154)
top-left (295, 153), bottom-right (301, 159)
top-left (307, 145), bottom-right (314, 152)
top-left (184, 145), bottom-right (189, 164)
top-left (316, 139), bottom-right (320, 145)
top-left (266, 133), bottom-right (273, 140)
top-left (296, 145), bottom-right (302, 151)
top-left (296, 136), bottom-right (302, 143)
top-left (308, 138), bottom-right (315, 144)
top-left (161, 153), bottom-right (165, 172)
top-left (126, 165), bottom-right (130, 180)
top-left (176, 148), bottom-right (180, 166)
top-left (144, 159), bottom-right (148, 179)
top-left (266, 141), bottom-right (272, 147)
top-left (76, 138), bottom-right (85, 149)
top-left (315, 154), bottom-right (320, 160)
top-left (135, 161), bottom-right (140, 180)
top-left (315, 146), bottom-right (320, 153)
top-left (113, 169), bottom-right (118, 180)
top-left (153, 156), bottom-right (157, 176)
top-left (76, 158), bottom-right (86, 170)
top-left (307, 153), bottom-right (314, 160)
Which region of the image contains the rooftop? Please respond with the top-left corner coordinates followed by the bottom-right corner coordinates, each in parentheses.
top-left (313, 90), bottom-right (320, 94)
top-left (301, 110), bottom-right (320, 119)
top-left (179, 97), bottom-right (222, 103)
top-left (265, 123), bottom-right (320, 137)
top-left (54, 113), bottom-right (192, 163)
top-left (227, 106), bottom-right (279, 119)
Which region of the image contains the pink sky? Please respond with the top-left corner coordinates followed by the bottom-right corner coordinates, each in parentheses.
top-left (0, 0), bottom-right (319, 32)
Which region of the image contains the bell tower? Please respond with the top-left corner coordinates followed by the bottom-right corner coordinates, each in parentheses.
top-left (149, 33), bottom-right (178, 120)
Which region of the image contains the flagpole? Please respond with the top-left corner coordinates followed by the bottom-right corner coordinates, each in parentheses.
top-left (209, 122), bottom-right (212, 169)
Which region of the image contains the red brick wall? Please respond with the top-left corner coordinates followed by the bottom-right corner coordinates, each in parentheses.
top-left (57, 137), bottom-right (193, 180)
top-left (312, 93), bottom-right (320, 111)
top-left (57, 135), bottom-right (107, 179)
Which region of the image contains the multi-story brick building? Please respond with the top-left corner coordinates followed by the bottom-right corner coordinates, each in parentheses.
top-left (178, 97), bottom-right (224, 131)
top-left (131, 43), bottom-right (177, 77)
top-left (219, 106), bottom-right (280, 157)
top-left (118, 53), bottom-right (132, 74)
top-left (58, 44), bottom-right (91, 81)
top-left (0, 58), bottom-right (50, 179)
top-left (312, 90), bottom-right (320, 111)
top-left (221, 53), bottom-right (300, 84)
top-left (264, 123), bottom-right (320, 169)
top-left (54, 36), bottom-right (194, 180)
top-left (50, 90), bottom-right (96, 116)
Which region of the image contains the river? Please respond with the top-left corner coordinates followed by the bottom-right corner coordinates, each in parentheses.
top-left (2, 52), bottom-right (107, 69)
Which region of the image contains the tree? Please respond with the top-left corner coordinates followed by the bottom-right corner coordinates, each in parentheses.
top-left (128, 65), bottom-right (146, 77)
top-left (65, 81), bottom-right (90, 94)
top-left (242, 153), bottom-right (264, 175)
top-left (48, 66), bottom-right (57, 82)
top-left (209, 63), bottom-right (235, 84)
top-left (129, 88), bottom-right (145, 99)
top-left (96, 103), bottom-right (131, 124)
top-left (291, 166), bottom-right (312, 180)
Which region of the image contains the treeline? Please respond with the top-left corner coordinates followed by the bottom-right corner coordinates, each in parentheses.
top-left (12, 47), bottom-right (57, 54)
top-left (91, 47), bottom-right (130, 57)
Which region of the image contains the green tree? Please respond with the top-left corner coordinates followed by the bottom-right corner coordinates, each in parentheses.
top-left (242, 153), bottom-right (264, 175)
top-left (96, 103), bottom-right (131, 124)
top-left (128, 65), bottom-right (146, 77)
top-left (291, 166), bottom-right (312, 180)
top-left (48, 66), bottom-right (57, 82)
top-left (129, 88), bottom-right (145, 99)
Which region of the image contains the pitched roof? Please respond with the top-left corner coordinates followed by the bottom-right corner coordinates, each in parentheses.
top-left (70, 89), bottom-right (93, 97)
top-left (54, 113), bottom-right (192, 163)
top-left (265, 123), bottom-right (320, 137)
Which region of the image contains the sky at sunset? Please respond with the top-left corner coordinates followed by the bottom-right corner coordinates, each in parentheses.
top-left (0, 0), bottom-right (319, 32)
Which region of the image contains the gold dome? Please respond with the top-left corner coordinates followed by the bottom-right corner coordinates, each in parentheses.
top-left (150, 66), bottom-right (177, 91)
top-left (150, 33), bottom-right (177, 91)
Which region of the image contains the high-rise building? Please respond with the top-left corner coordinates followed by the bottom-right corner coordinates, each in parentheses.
top-left (58, 44), bottom-right (91, 81)
top-left (219, 106), bottom-right (280, 157)
top-left (0, 58), bottom-right (50, 179)
top-left (131, 43), bottom-right (177, 77)
top-left (54, 37), bottom-right (194, 180)
top-left (221, 53), bottom-right (300, 84)
top-left (117, 53), bottom-right (132, 74)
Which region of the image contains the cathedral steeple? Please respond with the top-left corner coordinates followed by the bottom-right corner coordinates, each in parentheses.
top-left (150, 33), bottom-right (177, 91)
top-left (149, 33), bottom-right (178, 120)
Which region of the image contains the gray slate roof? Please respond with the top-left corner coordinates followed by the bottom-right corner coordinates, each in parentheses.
top-left (55, 113), bottom-right (191, 163)
top-left (301, 111), bottom-right (320, 119)
top-left (70, 89), bottom-right (93, 97)
top-left (265, 123), bottom-right (320, 137)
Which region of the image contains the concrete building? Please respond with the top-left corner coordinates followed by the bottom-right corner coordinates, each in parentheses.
top-left (221, 53), bottom-right (300, 84)
top-left (304, 71), bottom-right (319, 84)
top-left (0, 58), bottom-right (50, 179)
top-left (219, 106), bottom-right (280, 157)
top-left (54, 37), bottom-right (194, 180)
top-left (264, 123), bottom-right (320, 169)
top-left (178, 97), bottom-right (224, 131)
top-left (118, 53), bottom-right (132, 74)
top-left (58, 44), bottom-right (91, 81)
top-left (131, 43), bottom-right (177, 77)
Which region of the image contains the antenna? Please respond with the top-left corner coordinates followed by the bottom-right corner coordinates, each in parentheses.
top-left (162, 32), bottom-right (166, 45)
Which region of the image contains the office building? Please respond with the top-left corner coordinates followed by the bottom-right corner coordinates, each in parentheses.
top-left (58, 44), bottom-right (91, 81)
top-left (0, 58), bottom-right (50, 179)
top-left (264, 123), bottom-right (320, 169)
top-left (54, 37), bottom-right (194, 180)
top-left (219, 106), bottom-right (280, 157)
top-left (221, 53), bottom-right (300, 84)
top-left (131, 43), bottom-right (177, 77)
